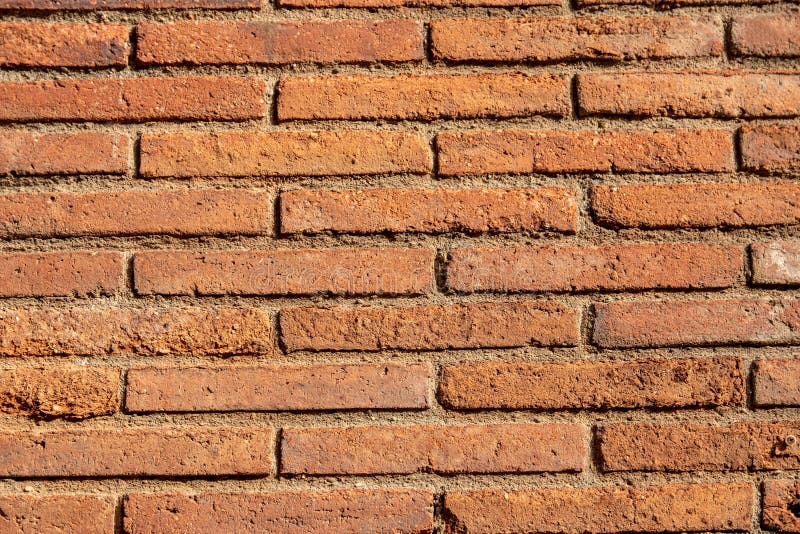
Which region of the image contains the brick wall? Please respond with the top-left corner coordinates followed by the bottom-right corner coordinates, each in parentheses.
top-left (0, 0), bottom-right (799, 531)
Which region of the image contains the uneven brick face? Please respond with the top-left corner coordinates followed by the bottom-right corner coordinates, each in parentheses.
top-left (752, 241), bottom-right (800, 285)
top-left (280, 187), bottom-right (577, 235)
top-left (124, 490), bottom-right (434, 534)
top-left (431, 16), bottom-right (721, 62)
top-left (0, 251), bottom-right (123, 297)
top-left (277, 73), bottom-right (569, 120)
top-left (0, 367), bottom-right (119, 418)
top-left (437, 129), bottom-right (734, 175)
top-left (446, 243), bottom-right (742, 293)
top-left (593, 299), bottom-right (800, 349)
top-left (0, 495), bottom-right (116, 534)
top-left (280, 301), bottom-right (579, 352)
top-left (0, 427), bottom-right (274, 477)
top-left (0, 22), bottom-right (128, 67)
top-left (753, 359), bottom-right (800, 407)
top-left (133, 248), bottom-right (435, 296)
top-left (126, 363), bottom-right (431, 412)
top-left (741, 124), bottom-right (800, 172)
top-left (281, 423), bottom-right (584, 475)
top-left (439, 357), bottom-right (744, 410)
top-left (763, 480), bottom-right (800, 532)
top-left (592, 182), bottom-right (800, 229)
top-left (0, 132), bottom-right (128, 175)
top-left (0, 306), bottom-right (273, 357)
top-left (137, 20), bottom-right (423, 65)
top-left (0, 76), bottom-right (266, 122)
top-left (732, 14), bottom-right (800, 57)
top-left (280, 0), bottom-right (555, 7)
top-left (140, 131), bottom-right (430, 177)
top-left (0, 190), bottom-right (271, 238)
top-left (444, 483), bottom-right (752, 533)
top-left (579, 0), bottom-right (762, 6)
top-left (0, 0), bottom-right (257, 8)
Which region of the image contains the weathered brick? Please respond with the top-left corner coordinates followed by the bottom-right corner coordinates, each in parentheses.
top-left (0, 306), bottom-right (273, 357)
top-left (578, 0), bottom-right (765, 6)
top-left (763, 480), bottom-right (800, 532)
top-left (443, 483), bottom-right (752, 533)
top-left (280, 301), bottom-right (579, 352)
top-left (0, 367), bottom-right (119, 418)
top-left (277, 73), bottom-right (569, 120)
top-left (0, 427), bottom-right (274, 477)
top-left (0, 0), bottom-right (257, 8)
top-left (592, 182), bottom-right (800, 229)
top-left (126, 363), bottom-right (431, 412)
top-left (281, 423), bottom-right (584, 475)
top-left (753, 358), bottom-right (800, 407)
top-left (280, 0), bottom-right (556, 7)
top-left (446, 243), bottom-right (742, 293)
top-left (437, 129), bottom-right (733, 175)
top-left (593, 299), bottom-right (800, 349)
top-left (0, 22), bottom-right (128, 67)
top-left (140, 131), bottom-right (430, 178)
top-left (741, 124), bottom-right (800, 172)
top-left (431, 16), bottom-right (722, 62)
top-left (280, 187), bottom-right (577, 235)
top-left (0, 76), bottom-right (265, 122)
top-left (439, 357), bottom-right (744, 410)
top-left (0, 131), bottom-right (128, 175)
top-left (124, 490), bottom-right (433, 534)
top-left (0, 495), bottom-right (116, 534)
top-left (752, 241), bottom-right (800, 285)
top-left (133, 248), bottom-right (434, 296)
top-left (578, 72), bottom-right (800, 118)
top-left (0, 189), bottom-right (271, 238)
top-left (137, 20), bottom-right (423, 65)
top-left (732, 14), bottom-right (800, 57)
top-left (0, 251), bottom-right (123, 297)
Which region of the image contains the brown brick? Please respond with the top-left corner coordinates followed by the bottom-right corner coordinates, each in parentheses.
top-left (579, 72), bottom-right (800, 118)
top-left (126, 363), bottom-right (431, 412)
top-left (280, 0), bottom-right (556, 7)
top-left (280, 187), bottom-right (577, 235)
top-left (0, 23), bottom-right (128, 67)
top-left (0, 251), bottom-right (123, 297)
top-left (592, 182), bottom-right (800, 229)
top-left (437, 129), bottom-right (733, 175)
top-left (752, 241), bottom-right (800, 285)
top-left (124, 490), bottom-right (433, 534)
top-left (281, 423), bottom-right (584, 475)
top-left (439, 357), bottom-right (744, 410)
top-left (578, 0), bottom-right (764, 6)
top-left (0, 189), bottom-right (271, 238)
top-left (444, 483), bottom-right (752, 533)
top-left (593, 299), bottom-right (800, 349)
top-left (280, 301), bottom-right (579, 352)
top-left (140, 130), bottom-right (430, 178)
top-left (753, 359), bottom-right (800, 407)
top-left (0, 0), bottom-right (257, 8)
top-left (763, 480), bottom-right (800, 532)
top-left (732, 14), bottom-right (800, 57)
top-left (431, 16), bottom-right (722, 62)
top-left (741, 124), bottom-right (800, 172)
top-left (446, 243), bottom-right (742, 293)
top-left (277, 73), bottom-right (569, 120)
top-left (0, 76), bottom-right (265, 122)
top-left (0, 131), bottom-right (128, 175)
top-left (0, 306), bottom-right (273, 357)
top-left (0, 427), bottom-right (274, 477)
top-left (0, 495), bottom-right (116, 534)
top-left (137, 20), bottom-right (423, 65)
top-left (133, 248), bottom-right (434, 296)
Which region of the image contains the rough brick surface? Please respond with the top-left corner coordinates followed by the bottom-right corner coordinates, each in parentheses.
top-left (0, 22), bottom-right (129, 67)
top-left (0, 131), bottom-right (128, 175)
top-left (741, 124), bottom-right (800, 172)
top-left (0, 0), bottom-right (257, 8)
top-left (732, 14), bottom-right (800, 57)
top-left (753, 358), bottom-right (800, 406)
top-left (752, 241), bottom-right (800, 285)
top-left (0, 251), bottom-right (123, 297)
top-left (763, 480), bottom-right (800, 532)
top-left (280, 0), bottom-right (556, 7)
top-left (0, 495), bottom-right (116, 534)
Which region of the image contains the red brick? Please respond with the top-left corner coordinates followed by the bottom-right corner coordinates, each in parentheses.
top-left (439, 357), bottom-right (744, 410)
top-left (133, 248), bottom-right (434, 296)
top-left (280, 301), bottom-right (579, 352)
top-left (280, 187), bottom-right (577, 235)
top-left (0, 495), bottom-right (115, 534)
top-left (278, 73), bottom-right (568, 120)
top-left (0, 131), bottom-right (128, 175)
top-left (732, 14), bottom-right (800, 57)
top-left (579, 72), bottom-right (800, 118)
top-left (431, 16), bottom-right (721, 62)
top-left (0, 251), bottom-right (122, 297)
top-left (753, 359), bottom-right (800, 407)
top-left (593, 299), bottom-right (800, 349)
top-left (0, 427), bottom-right (274, 477)
top-left (752, 241), bottom-right (800, 285)
top-left (140, 130), bottom-right (430, 178)
top-left (124, 490), bottom-right (433, 534)
top-left (126, 363), bottom-right (431, 412)
top-left (763, 480), bottom-right (800, 532)
top-left (0, 0), bottom-right (257, 8)
top-left (592, 182), bottom-right (800, 229)
top-left (0, 306), bottom-right (273, 357)
top-left (446, 243), bottom-right (742, 293)
top-left (137, 20), bottom-right (423, 65)
top-left (0, 76), bottom-right (265, 122)
top-left (578, 0), bottom-right (766, 6)
top-left (0, 23), bottom-right (128, 67)
top-left (437, 129), bottom-right (733, 175)
top-left (444, 483), bottom-right (752, 533)
top-left (741, 124), bottom-right (800, 172)
top-left (0, 189), bottom-right (271, 238)
top-left (280, 0), bottom-right (555, 7)
top-left (281, 423), bottom-right (584, 475)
